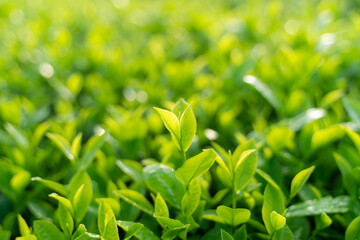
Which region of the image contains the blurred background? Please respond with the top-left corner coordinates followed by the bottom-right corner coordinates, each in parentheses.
top-left (1, 0), bottom-right (360, 158)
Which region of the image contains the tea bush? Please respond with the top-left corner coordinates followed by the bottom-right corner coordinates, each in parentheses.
top-left (1, 0), bottom-right (360, 239)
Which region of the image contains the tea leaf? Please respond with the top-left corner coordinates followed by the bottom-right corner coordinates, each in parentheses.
top-left (286, 196), bottom-right (350, 217)
top-left (315, 212), bottom-right (332, 230)
top-left (78, 131), bottom-right (107, 170)
top-left (58, 203), bottom-right (74, 236)
top-left (71, 133), bottom-right (82, 159)
top-left (34, 220), bottom-right (65, 240)
top-left (343, 97), bottom-right (360, 127)
top-left (161, 225), bottom-right (189, 240)
top-left (114, 189), bottom-right (154, 215)
top-left (17, 214), bottom-right (31, 236)
top-left (72, 224), bottom-right (87, 240)
top-left (15, 235), bottom-right (37, 240)
top-left (102, 214), bottom-right (119, 240)
top-left (68, 171), bottom-right (93, 223)
top-left (144, 164), bottom-right (185, 208)
top-left (0, 229), bottom-right (10, 240)
top-left (49, 193), bottom-right (74, 215)
top-left (267, 128), bottom-right (294, 153)
top-left (345, 216), bottom-right (360, 240)
top-left (154, 108), bottom-right (181, 149)
top-left (216, 205), bottom-right (251, 227)
top-left (179, 105), bottom-right (197, 152)
top-left (155, 217), bottom-right (185, 229)
top-left (270, 211), bottom-right (286, 232)
top-left (345, 128), bottom-right (360, 154)
top-left (181, 180), bottom-right (201, 217)
top-left (272, 225), bottom-right (293, 240)
top-left (117, 221), bottom-right (160, 240)
top-left (220, 229), bottom-right (234, 240)
top-left (234, 149), bottom-right (257, 191)
top-left (116, 160), bottom-right (143, 182)
top-left (290, 166), bottom-right (315, 199)
top-left (31, 177), bottom-right (68, 196)
top-left (233, 225), bottom-right (247, 240)
top-left (243, 75), bottom-right (281, 111)
top-left (262, 184), bottom-right (285, 234)
top-left (124, 223), bottom-right (144, 240)
top-left (46, 132), bottom-right (73, 161)
top-left (98, 200), bottom-right (114, 236)
top-left (311, 125), bottom-right (344, 151)
top-left (176, 149), bottom-right (217, 186)
top-left (155, 193), bottom-right (169, 218)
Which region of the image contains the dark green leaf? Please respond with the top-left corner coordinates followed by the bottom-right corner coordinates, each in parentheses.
top-left (34, 220), bottom-right (65, 240)
top-left (78, 131), bottom-right (107, 170)
top-left (114, 189), bottom-right (154, 215)
top-left (220, 229), bottom-right (234, 240)
top-left (272, 225), bottom-right (293, 240)
top-left (143, 164), bottom-right (185, 209)
top-left (117, 221), bottom-right (160, 240)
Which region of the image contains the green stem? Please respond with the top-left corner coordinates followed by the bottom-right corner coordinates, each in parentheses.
top-left (182, 149), bottom-right (186, 163)
top-left (232, 187), bottom-right (236, 209)
top-left (181, 148), bottom-right (187, 240)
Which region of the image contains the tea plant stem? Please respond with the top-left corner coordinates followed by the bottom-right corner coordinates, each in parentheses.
top-left (181, 147), bottom-right (188, 240)
top-left (231, 173), bottom-right (236, 234)
top-left (232, 187), bottom-right (236, 209)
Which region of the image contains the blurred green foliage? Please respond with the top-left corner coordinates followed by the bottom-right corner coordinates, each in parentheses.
top-left (1, 0), bottom-right (360, 239)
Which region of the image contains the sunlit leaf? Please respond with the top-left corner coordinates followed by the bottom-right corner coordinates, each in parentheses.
top-left (176, 149), bottom-right (217, 186)
top-left (290, 166), bottom-right (315, 199)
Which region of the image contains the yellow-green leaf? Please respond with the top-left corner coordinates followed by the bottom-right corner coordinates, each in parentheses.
top-left (154, 107), bottom-right (181, 150)
top-left (290, 166), bottom-right (315, 199)
top-left (270, 211), bottom-right (286, 232)
top-left (176, 149), bottom-right (217, 186)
